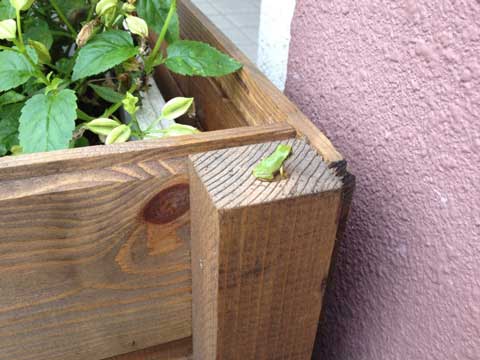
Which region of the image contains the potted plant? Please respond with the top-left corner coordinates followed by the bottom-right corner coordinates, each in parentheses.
top-left (0, 1), bottom-right (351, 359)
top-left (0, 0), bottom-right (243, 156)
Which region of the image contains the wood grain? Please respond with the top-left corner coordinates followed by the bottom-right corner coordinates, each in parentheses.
top-left (0, 123), bottom-right (295, 181)
top-left (0, 126), bottom-right (295, 360)
top-left (103, 337), bottom-right (192, 360)
top-left (0, 1), bottom-right (350, 357)
top-left (189, 140), bottom-right (343, 359)
top-left (152, 0), bottom-right (343, 162)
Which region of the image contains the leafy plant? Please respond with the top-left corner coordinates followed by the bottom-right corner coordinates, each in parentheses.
top-left (0, 0), bottom-right (242, 156)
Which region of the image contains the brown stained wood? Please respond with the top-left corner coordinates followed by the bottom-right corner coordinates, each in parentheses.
top-left (0, 126), bottom-right (296, 360)
top-left (154, 0), bottom-right (343, 162)
top-left (189, 139), bottom-right (343, 359)
top-left (0, 158), bottom-right (191, 360)
top-left (0, 123), bottom-right (295, 182)
top-left (103, 337), bottom-right (192, 360)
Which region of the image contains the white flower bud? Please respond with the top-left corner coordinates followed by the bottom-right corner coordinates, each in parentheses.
top-left (161, 97), bottom-right (194, 121)
top-left (9, 0), bottom-right (34, 11)
top-left (96, 0), bottom-right (117, 17)
top-left (105, 124), bottom-right (131, 144)
top-left (0, 19), bottom-right (16, 41)
top-left (84, 118), bottom-right (121, 136)
top-left (122, 2), bottom-right (135, 13)
top-left (125, 15), bottom-right (148, 38)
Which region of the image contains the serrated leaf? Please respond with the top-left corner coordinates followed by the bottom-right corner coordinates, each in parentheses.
top-left (165, 40), bottom-right (242, 77)
top-left (0, 90), bottom-right (25, 106)
top-left (0, 0), bottom-right (15, 21)
top-left (136, 0), bottom-right (179, 44)
top-left (0, 101), bottom-right (23, 156)
top-left (19, 89), bottom-right (78, 153)
top-left (0, 50), bottom-right (36, 92)
top-left (89, 83), bottom-right (125, 103)
top-left (161, 97), bottom-right (193, 121)
top-left (24, 18), bottom-right (53, 49)
top-left (72, 30), bottom-right (138, 81)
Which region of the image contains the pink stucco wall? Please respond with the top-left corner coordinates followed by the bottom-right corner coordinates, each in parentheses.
top-left (285, 1), bottom-right (480, 359)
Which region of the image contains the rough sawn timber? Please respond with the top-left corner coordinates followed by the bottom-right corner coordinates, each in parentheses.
top-left (189, 140), bottom-right (343, 359)
top-left (0, 125), bottom-right (294, 360)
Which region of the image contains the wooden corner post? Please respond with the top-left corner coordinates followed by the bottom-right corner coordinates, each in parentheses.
top-left (188, 139), bottom-right (343, 359)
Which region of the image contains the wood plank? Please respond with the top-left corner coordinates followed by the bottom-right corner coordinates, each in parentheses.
top-left (189, 139), bottom-right (343, 359)
top-left (0, 123), bottom-right (295, 181)
top-left (156, 0), bottom-right (343, 162)
top-left (103, 337), bottom-right (192, 360)
top-left (0, 125), bottom-right (296, 360)
top-left (0, 158), bottom-right (192, 360)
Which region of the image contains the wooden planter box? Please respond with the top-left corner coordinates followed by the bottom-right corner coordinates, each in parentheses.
top-left (0, 1), bottom-right (354, 359)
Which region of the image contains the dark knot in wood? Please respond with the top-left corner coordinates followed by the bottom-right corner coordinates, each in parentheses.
top-left (143, 183), bottom-right (190, 224)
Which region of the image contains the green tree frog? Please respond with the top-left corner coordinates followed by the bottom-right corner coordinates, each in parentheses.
top-left (253, 144), bottom-right (293, 181)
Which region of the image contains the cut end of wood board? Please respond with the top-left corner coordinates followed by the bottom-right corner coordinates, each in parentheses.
top-left (188, 139), bottom-right (344, 359)
top-left (189, 139), bottom-right (343, 210)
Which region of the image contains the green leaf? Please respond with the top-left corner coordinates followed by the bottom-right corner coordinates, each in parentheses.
top-left (0, 0), bottom-right (15, 21)
top-left (19, 89), bottom-right (78, 153)
top-left (72, 30), bottom-right (139, 81)
top-left (56, 57), bottom-right (75, 76)
top-left (137, 0), bottom-right (179, 44)
top-left (165, 40), bottom-right (242, 77)
top-left (0, 101), bottom-right (23, 156)
top-left (0, 90), bottom-right (26, 107)
top-left (74, 136), bottom-right (89, 148)
top-left (0, 50), bottom-right (36, 92)
top-left (89, 83), bottom-right (125, 103)
top-left (24, 18), bottom-right (53, 49)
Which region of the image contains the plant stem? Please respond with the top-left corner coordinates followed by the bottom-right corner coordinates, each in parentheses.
top-left (144, 0), bottom-right (177, 74)
top-left (10, 39), bottom-right (50, 85)
top-left (102, 83), bottom-right (138, 117)
top-left (49, 0), bottom-right (78, 36)
top-left (77, 109), bottom-right (95, 121)
top-left (16, 10), bottom-right (24, 51)
top-left (129, 113), bottom-right (144, 137)
top-left (87, 0), bottom-right (99, 22)
top-left (24, 51), bottom-right (51, 85)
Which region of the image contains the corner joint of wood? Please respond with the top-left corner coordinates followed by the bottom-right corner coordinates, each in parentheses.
top-left (187, 139), bottom-right (345, 360)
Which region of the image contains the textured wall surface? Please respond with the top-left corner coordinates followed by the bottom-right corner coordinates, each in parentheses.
top-left (285, 1), bottom-right (480, 359)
